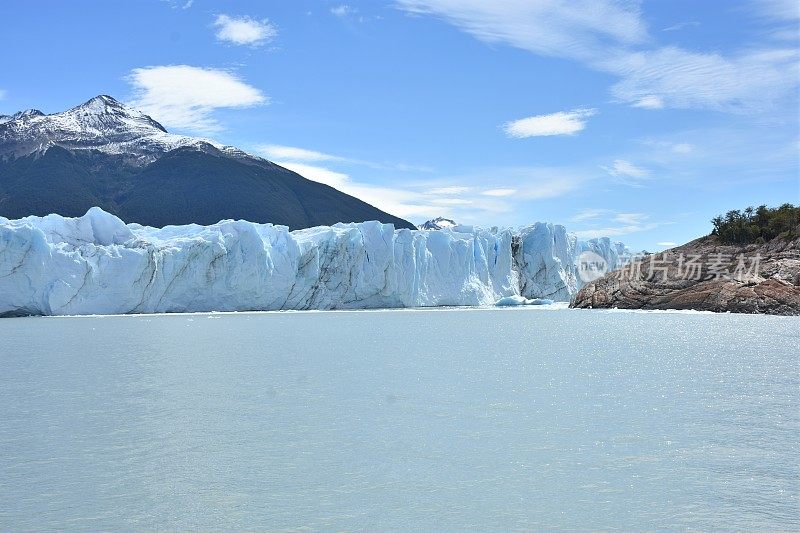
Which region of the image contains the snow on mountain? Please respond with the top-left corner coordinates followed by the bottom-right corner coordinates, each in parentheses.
top-left (419, 217), bottom-right (458, 230)
top-left (0, 109), bottom-right (45, 125)
top-left (0, 95), bottom-right (246, 163)
top-left (0, 95), bottom-right (418, 229)
top-left (0, 208), bottom-right (631, 316)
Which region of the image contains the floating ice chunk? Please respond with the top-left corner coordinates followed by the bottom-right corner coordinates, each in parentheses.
top-left (495, 295), bottom-right (555, 306)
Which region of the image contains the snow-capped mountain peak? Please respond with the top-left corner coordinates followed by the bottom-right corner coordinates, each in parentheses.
top-left (0, 109), bottom-right (44, 125)
top-left (14, 109), bottom-right (45, 119)
top-left (419, 216), bottom-right (458, 230)
top-left (63, 95), bottom-right (168, 133)
top-left (0, 94), bottom-right (241, 163)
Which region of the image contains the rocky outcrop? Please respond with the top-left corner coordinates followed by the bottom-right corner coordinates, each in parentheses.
top-left (571, 235), bottom-right (800, 315)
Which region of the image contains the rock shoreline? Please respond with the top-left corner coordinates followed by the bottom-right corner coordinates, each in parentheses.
top-left (570, 235), bottom-right (800, 315)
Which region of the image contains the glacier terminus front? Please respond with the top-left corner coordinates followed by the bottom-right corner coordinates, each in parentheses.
top-left (0, 208), bottom-right (630, 316)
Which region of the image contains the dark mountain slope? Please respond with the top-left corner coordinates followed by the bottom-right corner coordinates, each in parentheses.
top-left (0, 146), bottom-right (107, 219)
top-left (0, 145), bottom-right (415, 229)
top-left (119, 147), bottom-right (416, 229)
top-left (0, 95), bottom-right (416, 229)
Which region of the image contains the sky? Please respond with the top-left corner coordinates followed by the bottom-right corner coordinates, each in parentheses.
top-left (0, 0), bottom-right (798, 250)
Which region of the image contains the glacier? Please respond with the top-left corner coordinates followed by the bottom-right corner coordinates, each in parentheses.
top-left (0, 208), bottom-right (630, 316)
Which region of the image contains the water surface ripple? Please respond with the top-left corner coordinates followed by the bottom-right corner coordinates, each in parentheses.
top-left (0, 308), bottom-right (797, 530)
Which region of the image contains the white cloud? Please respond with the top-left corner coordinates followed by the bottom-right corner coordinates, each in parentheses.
top-left (161, 0), bottom-right (193, 9)
top-left (278, 161), bottom-right (440, 219)
top-left (613, 212), bottom-right (648, 225)
top-left (272, 150), bottom-right (586, 224)
top-left (275, 162), bottom-right (351, 189)
top-left (672, 143), bottom-right (693, 154)
top-left (256, 144), bottom-right (433, 173)
top-left (127, 65), bottom-right (267, 133)
top-left (0, 89), bottom-right (6, 100)
top-left (256, 144), bottom-right (343, 162)
top-left (603, 46), bottom-right (800, 112)
top-left (571, 208), bottom-right (612, 222)
top-left (331, 5), bottom-right (355, 17)
top-left (423, 170), bottom-right (583, 219)
top-left (634, 125), bottom-right (798, 188)
top-left (432, 198), bottom-right (473, 205)
top-left (213, 14), bottom-right (277, 46)
top-left (753, 0), bottom-right (800, 21)
top-left (397, 0), bottom-right (645, 61)
top-left (574, 212), bottom-right (658, 238)
top-left (631, 95), bottom-right (664, 109)
top-left (574, 224), bottom-right (656, 238)
top-left (427, 186), bottom-right (471, 194)
top-left (662, 21), bottom-right (699, 32)
top-left (504, 108), bottom-right (597, 137)
top-left (656, 241), bottom-right (677, 247)
top-left (397, 1), bottom-right (800, 112)
top-left (602, 159), bottom-right (650, 186)
top-left (481, 188), bottom-right (516, 197)
top-left (641, 139), bottom-right (694, 155)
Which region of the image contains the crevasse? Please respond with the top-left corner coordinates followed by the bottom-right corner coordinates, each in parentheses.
top-left (0, 207), bottom-right (629, 316)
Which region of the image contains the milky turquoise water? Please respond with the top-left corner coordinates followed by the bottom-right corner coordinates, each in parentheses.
top-left (0, 308), bottom-right (797, 530)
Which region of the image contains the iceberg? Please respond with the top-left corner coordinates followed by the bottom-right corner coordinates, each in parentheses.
top-left (0, 208), bottom-right (630, 316)
top-left (494, 295), bottom-right (554, 307)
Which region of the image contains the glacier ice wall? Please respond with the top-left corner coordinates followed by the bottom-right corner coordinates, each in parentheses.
top-left (0, 208), bottom-right (628, 316)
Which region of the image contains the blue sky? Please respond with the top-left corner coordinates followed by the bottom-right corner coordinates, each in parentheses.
top-left (1, 0), bottom-right (798, 249)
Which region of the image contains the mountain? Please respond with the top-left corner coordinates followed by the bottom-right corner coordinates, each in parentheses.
top-left (419, 216), bottom-right (458, 230)
top-left (0, 95), bottom-right (415, 229)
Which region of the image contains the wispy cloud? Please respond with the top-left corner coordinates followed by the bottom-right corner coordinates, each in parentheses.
top-left (504, 108), bottom-right (597, 137)
top-left (255, 144), bottom-right (434, 173)
top-left (602, 46), bottom-right (799, 113)
top-left (640, 139), bottom-right (694, 155)
top-left (396, 0), bottom-right (799, 112)
top-left (127, 65), bottom-right (267, 133)
top-left (0, 89), bottom-right (6, 100)
top-left (631, 95), bottom-right (663, 109)
top-left (662, 21), bottom-right (700, 32)
top-left (431, 197), bottom-right (473, 205)
top-left (424, 167), bottom-right (586, 212)
top-left (331, 5), bottom-right (355, 17)
top-left (256, 144), bottom-right (343, 162)
top-left (397, 0), bottom-right (646, 61)
top-left (753, 0), bottom-right (800, 21)
top-left (426, 186), bottom-right (472, 195)
top-left (672, 143), bottom-right (693, 154)
top-left (276, 161), bottom-right (439, 219)
top-left (574, 225), bottom-right (657, 239)
top-left (161, 0), bottom-right (193, 9)
top-left (614, 212), bottom-right (648, 225)
top-left (571, 208), bottom-right (613, 223)
top-left (270, 147), bottom-right (586, 224)
top-left (573, 211), bottom-right (659, 238)
top-left (644, 125), bottom-right (798, 191)
top-left (481, 188), bottom-right (516, 197)
top-left (656, 241), bottom-right (677, 247)
top-left (602, 159), bottom-right (651, 186)
top-left (213, 14), bottom-right (277, 46)
top-left (264, 145), bottom-right (443, 219)
top-left (274, 162), bottom-right (351, 189)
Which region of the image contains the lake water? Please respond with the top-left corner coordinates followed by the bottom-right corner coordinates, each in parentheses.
top-left (0, 307), bottom-right (797, 530)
